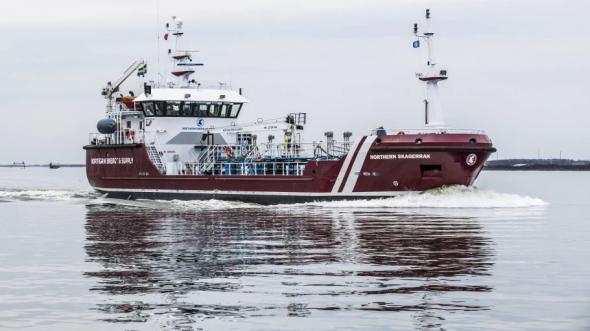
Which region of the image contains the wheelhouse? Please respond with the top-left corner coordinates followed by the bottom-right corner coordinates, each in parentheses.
top-left (139, 101), bottom-right (242, 118)
top-left (133, 88), bottom-right (248, 119)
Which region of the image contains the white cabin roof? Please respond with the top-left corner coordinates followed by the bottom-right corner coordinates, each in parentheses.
top-left (134, 88), bottom-right (249, 104)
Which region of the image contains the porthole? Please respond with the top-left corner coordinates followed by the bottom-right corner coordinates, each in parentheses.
top-left (469, 138), bottom-right (477, 144)
top-left (415, 138), bottom-right (423, 144)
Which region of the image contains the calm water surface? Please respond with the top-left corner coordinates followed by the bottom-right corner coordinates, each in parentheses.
top-left (0, 168), bottom-right (588, 330)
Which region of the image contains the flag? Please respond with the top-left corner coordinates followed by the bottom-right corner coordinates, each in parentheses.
top-left (137, 64), bottom-right (147, 77)
top-left (412, 40), bottom-right (420, 48)
top-left (164, 32), bottom-right (169, 41)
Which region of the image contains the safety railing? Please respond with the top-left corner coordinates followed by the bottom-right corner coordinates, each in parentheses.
top-left (191, 141), bottom-right (350, 162)
top-left (369, 128), bottom-right (486, 136)
top-left (88, 131), bottom-right (146, 145)
top-left (183, 161), bottom-right (308, 176)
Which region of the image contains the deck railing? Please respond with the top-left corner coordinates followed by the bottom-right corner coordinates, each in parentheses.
top-left (183, 161), bottom-right (308, 176)
top-left (88, 130), bottom-right (145, 145)
top-left (89, 131), bottom-right (350, 159)
top-left (369, 128), bottom-right (486, 135)
top-left (191, 142), bottom-right (350, 162)
top-left (88, 129), bottom-right (351, 177)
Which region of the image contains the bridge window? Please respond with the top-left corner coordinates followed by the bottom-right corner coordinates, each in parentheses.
top-left (230, 103), bottom-right (242, 117)
top-left (182, 103), bottom-right (192, 116)
top-left (208, 104), bottom-right (217, 117)
top-left (140, 101), bottom-right (242, 118)
top-left (220, 104), bottom-right (228, 117)
top-left (154, 102), bottom-right (165, 116)
top-left (194, 104), bottom-right (208, 117)
top-left (166, 102), bottom-right (181, 116)
top-left (143, 102), bottom-right (155, 116)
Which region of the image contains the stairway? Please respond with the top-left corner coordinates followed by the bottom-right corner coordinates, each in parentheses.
top-left (146, 144), bottom-right (166, 174)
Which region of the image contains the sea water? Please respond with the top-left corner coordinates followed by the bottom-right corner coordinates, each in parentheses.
top-left (0, 168), bottom-right (588, 330)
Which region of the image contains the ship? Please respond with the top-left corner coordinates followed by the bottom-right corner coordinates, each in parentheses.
top-left (84, 11), bottom-right (496, 204)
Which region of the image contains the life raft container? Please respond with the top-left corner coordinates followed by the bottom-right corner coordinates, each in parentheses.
top-left (121, 95), bottom-right (136, 109)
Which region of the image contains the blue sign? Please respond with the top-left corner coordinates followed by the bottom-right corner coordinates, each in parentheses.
top-left (412, 40), bottom-right (420, 48)
top-left (196, 118), bottom-right (205, 128)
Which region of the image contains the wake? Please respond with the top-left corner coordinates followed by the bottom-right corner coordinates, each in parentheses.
top-left (0, 188), bottom-right (100, 202)
top-left (0, 186), bottom-right (548, 211)
top-left (292, 186), bottom-right (548, 209)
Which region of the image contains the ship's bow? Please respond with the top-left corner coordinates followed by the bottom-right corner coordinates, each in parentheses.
top-left (352, 131), bottom-right (495, 192)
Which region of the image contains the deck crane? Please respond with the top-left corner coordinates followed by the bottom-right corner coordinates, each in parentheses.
top-left (101, 59), bottom-right (146, 113)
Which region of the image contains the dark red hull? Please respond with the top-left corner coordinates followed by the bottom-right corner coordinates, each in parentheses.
top-left (84, 133), bottom-right (495, 204)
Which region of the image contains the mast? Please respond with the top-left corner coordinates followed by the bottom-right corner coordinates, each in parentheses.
top-left (413, 9), bottom-right (448, 128)
top-left (165, 16), bottom-right (203, 87)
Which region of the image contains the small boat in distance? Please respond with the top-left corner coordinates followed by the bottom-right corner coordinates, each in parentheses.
top-left (49, 162), bottom-right (61, 169)
top-left (84, 10), bottom-right (496, 203)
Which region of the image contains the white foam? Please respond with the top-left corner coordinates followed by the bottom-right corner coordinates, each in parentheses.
top-left (0, 189), bottom-right (99, 202)
top-left (292, 186), bottom-right (549, 209)
top-left (164, 199), bottom-right (262, 211)
top-left (0, 186), bottom-right (548, 213)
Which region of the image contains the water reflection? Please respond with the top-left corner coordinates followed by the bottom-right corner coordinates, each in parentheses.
top-left (84, 205), bottom-right (495, 330)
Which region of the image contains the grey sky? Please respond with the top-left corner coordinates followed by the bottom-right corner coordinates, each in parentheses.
top-left (1, 0), bottom-right (589, 163)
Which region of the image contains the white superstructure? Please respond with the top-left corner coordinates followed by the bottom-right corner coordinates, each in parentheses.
top-left (91, 16), bottom-right (351, 176)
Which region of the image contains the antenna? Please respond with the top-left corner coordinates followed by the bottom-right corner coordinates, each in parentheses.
top-left (155, 0), bottom-right (161, 87)
top-left (165, 16), bottom-right (202, 87)
top-left (412, 9), bottom-right (448, 128)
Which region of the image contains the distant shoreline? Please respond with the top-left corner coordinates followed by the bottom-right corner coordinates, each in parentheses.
top-left (484, 165), bottom-right (590, 171)
top-left (484, 158), bottom-right (590, 171)
top-left (0, 164), bottom-right (84, 168)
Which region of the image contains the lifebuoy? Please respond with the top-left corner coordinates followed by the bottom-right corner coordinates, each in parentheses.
top-left (398, 131), bottom-right (405, 135)
top-left (224, 146), bottom-right (234, 158)
top-left (125, 129), bottom-right (135, 141)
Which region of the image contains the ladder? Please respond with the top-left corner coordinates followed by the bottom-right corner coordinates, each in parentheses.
top-left (244, 145), bottom-right (262, 162)
top-left (196, 145), bottom-right (216, 174)
top-left (146, 144), bottom-right (166, 174)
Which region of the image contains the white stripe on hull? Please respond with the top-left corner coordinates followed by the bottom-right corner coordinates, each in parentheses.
top-left (342, 135), bottom-right (377, 193)
top-left (331, 136), bottom-right (364, 193)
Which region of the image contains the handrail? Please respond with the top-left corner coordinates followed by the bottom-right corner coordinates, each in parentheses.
top-left (369, 128), bottom-right (487, 135)
top-left (184, 161), bottom-right (308, 176)
top-left (88, 133), bottom-right (350, 156)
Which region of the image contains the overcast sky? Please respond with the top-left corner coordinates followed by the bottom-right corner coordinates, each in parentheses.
top-left (1, 0), bottom-right (589, 163)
